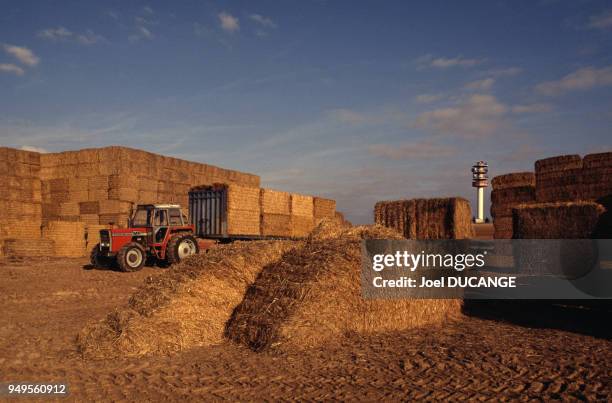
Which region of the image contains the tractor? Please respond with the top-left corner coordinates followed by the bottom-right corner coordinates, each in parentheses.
top-left (90, 204), bottom-right (199, 272)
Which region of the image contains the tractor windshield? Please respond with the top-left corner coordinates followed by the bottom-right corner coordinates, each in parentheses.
top-left (132, 207), bottom-right (153, 227)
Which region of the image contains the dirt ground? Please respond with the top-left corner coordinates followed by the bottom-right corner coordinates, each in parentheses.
top-left (0, 257), bottom-right (610, 401)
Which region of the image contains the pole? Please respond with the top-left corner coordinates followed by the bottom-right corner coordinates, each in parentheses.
top-left (477, 187), bottom-right (484, 223)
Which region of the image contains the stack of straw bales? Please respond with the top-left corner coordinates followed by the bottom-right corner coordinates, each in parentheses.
top-left (0, 147), bottom-right (43, 256)
top-left (490, 172), bottom-right (536, 239)
top-left (313, 197), bottom-right (336, 223)
top-left (374, 197), bottom-right (474, 239)
top-left (512, 202), bottom-right (604, 239)
top-left (224, 184), bottom-right (261, 236)
top-left (581, 152), bottom-right (612, 202)
top-left (260, 189), bottom-right (292, 237)
top-left (40, 146), bottom-right (261, 228)
top-left (226, 223), bottom-right (462, 352)
top-left (3, 238), bottom-right (55, 257)
top-left (535, 155), bottom-right (583, 202)
top-left (42, 221), bottom-right (87, 257)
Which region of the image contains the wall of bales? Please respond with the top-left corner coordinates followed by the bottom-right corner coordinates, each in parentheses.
top-left (374, 197), bottom-right (474, 239)
top-left (40, 146), bottom-right (260, 228)
top-left (491, 152), bottom-right (612, 238)
top-left (0, 147), bottom-right (43, 257)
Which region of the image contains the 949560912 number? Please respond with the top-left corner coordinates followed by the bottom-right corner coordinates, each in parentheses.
top-left (2, 383), bottom-right (68, 396)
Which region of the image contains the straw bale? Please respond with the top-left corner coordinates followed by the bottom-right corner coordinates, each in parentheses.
top-left (76, 240), bottom-right (297, 358)
top-left (42, 221), bottom-right (87, 257)
top-left (261, 213), bottom-right (292, 237)
top-left (290, 194), bottom-right (314, 217)
top-left (512, 202), bottom-right (604, 239)
top-left (79, 201), bottom-right (100, 215)
top-left (88, 188), bottom-right (109, 202)
top-left (583, 152), bottom-right (612, 169)
top-left (49, 178), bottom-right (69, 193)
top-left (491, 172), bottom-right (535, 190)
top-left (493, 217), bottom-right (513, 239)
top-left (59, 202), bottom-right (80, 216)
top-left (226, 223), bottom-right (461, 352)
top-left (227, 184), bottom-right (260, 212)
top-left (86, 224), bottom-right (109, 247)
top-left (3, 238), bottom-right (54, 257)
top-left (88, 175), bottom-right (109, 191)
top-left (227, 210), bottom-right (260, 236)
top-left (535, 186), bottom-right (583, 203)
top-left (68, 177), bottom-right (89, 192)
top-left (535, 154), bottom-right (582, 174)
top-left (47, 191), bottom-right (70, 203)
top-left (137, 176), bottom-right (158, 191)
top-left (99, 200), bottom-right (133, 215)
top-left (68, 190), bottom-right (89, 203)
top-left (0, 220), bottom-right (41, 239)
top-left (260, 189), bottom-right (291, 215)
top-left (98, 214), bottom-right (130, 228)
top-left (79, 214), bottom-right (100, 225)
top-left (291, 215), bottom-right (314, 237)
top-left (581, 183), bottom-right (612, 201)
top-left (108, 174), bottom-right (139, 190)
top-left (58, 215), bottom-right (81, 222)
top-left (490, 186), bottom-right (536, 207)
top-left (137, 190), bottom-right (158, 204)
top-left (374, 197), bottom-right (474, 239)
top-left (108, 187), bottom-right (139, 202)
top-left (313, 197), bottom-right (336, 219)
top-left (581, 166), bottom-right (612, 185)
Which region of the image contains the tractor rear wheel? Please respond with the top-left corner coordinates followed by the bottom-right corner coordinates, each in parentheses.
top-left (90, 243), bottom-right (113, 269)
top-left (166, 234), bottom-right (199, 265)
top-left (117, 242), bottom-right (146, 272)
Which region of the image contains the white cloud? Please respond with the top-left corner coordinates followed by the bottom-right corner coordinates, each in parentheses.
top-left (511, 103), bottom-right (552, 114)
top-left (20, 145), bottom-right (48, 153)
top-left (0, 63), bottom-right (24, 76)
top-left (2, 44), bottom-right (39, 66)
top-left (535, 65), bottom-right (612, 96)
top-left (414, 93), bottom-right (444, 104)
top-left (415, 54), bottom-right (485, 70)
top-left (414, 94), bottom-right (507, 137)
top-left (38, 27), bottom-right (105, 45)
top-left (465, 78), bottom-right (495, 90)
top-left (129, 26), bottom-right (153, 43)
top-left (368, 141), bottom-right (456, 160)
top-left (485, 67), bottom-right (523, 77)
top-left (329, 108), bottom-right (367, 125)
top-left (219, 12), bottom-right (239, 33)
top-left (250, 14), bottom-right (276, 28)
top-left (143, 6), bottom-right (154, 15)
top-left (588, 10), bottom-right (612, 30)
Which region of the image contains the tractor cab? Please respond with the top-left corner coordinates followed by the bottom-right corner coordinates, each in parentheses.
top-left (93, 203), bottom-right (198, 272)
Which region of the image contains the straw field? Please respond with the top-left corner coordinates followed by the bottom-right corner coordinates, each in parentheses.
top-left (374, 197), bottom-right (474, 239)
top-left (226, 223), bottom-right (462, 352)
top-left (76, 240), bottom-right (300, 359)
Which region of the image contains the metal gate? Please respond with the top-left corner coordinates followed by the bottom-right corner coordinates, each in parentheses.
top-left (189, 186), bottom-right (227, 238)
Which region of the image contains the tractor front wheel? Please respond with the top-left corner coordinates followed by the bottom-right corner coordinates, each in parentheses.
top-left (117, 242), bottom-right (146, 272)
top-left (89, 243), bottom-right (114, 269)
top-left (166, 234), bottom-right (199, 265)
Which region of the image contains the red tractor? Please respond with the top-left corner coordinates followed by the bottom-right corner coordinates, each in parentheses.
top-left (91, 204), bottom-right (200, 272)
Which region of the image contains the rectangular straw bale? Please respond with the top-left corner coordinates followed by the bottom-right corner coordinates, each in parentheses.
top-left (491, 172), bottom-right (535, 190)
top-left (88, 188), bottom-right (109, 201)
top-left (99, 200), bottom-right (133, 215)
top-left (260, 189), bottom-right (291, 215)
top-left (86, 224), bottom-right (109, 247)
top-left (290, 194), bottom-right (314, 217)
top-left (227, 184), bottom-right (260, 212)
top-left (79, 214), bottom-right (100, 225)
top-left (583, 152), bottom-right (612, 169)
top-left (261, 213), bottom-right (292, 237)
top-left (313, 197), bottom-right (336, 219)
top-left (98, 214), bottom-right (130, 227)
top-left (79, 201), bottom-right (100, 214)
top-left (49, 178), bottom-right (69, 193)
top-left (512, 201), bottom-right (604, 239)
top-left (493, 217), bottom-right (513, 239)
top-left (291, 215), bottom-right (314, 237)
top-left (535, 154), bottom-right (582, 174)
top-left (108, 174), bottom-right (139, 189)
top-left (108, 187), bottom-right (139, 202)
top-left (42, 221), bottom-right (87, 257)
top-left (491, 186), bottom-right (536, 206)
top-left (68, 177), bottom-right (89, 192)
top-left (137, 190), bottom-right (158, 204)
top-left (581, 166), bottom-right (612, 185)
top-left (137, 176), bottom-right (158, 191)
top-left (88, 175), bottom-right (109, 191)
top-left (227, 210), bottom-right (261, 236)
top-left (581, 183), bottom-right (612, 201)
top-left (59, 202), bottom-right (80, 216)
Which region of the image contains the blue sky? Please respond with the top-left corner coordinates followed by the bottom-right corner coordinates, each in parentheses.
top-left (1, 0), bottom-right (611, 223)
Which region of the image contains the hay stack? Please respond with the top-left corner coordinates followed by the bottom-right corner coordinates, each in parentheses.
top-left (76, 240), bottom-right (299, 359)
top-left (260, 189), bottom-right (292, 237)
top-left (42, 221), bottom-right (87, 257)
top-left (374, 197), bottom-right (474, 239)
top-left (86, 224), bottom-right (109, 248)
top-left (226, 184), bottom-right (260, 235)
top-left (535, 155), bottom-right (583, 202)
top-left (3, 238), bottom-right (55, 257)
top-left (313, 197), bottom-right (336, 222)
top-left (0, 147), bottom-right (43, 255)
top-left (290, 194), bottom-right (315, 237)
top-left (490, 172), bottom-right (536, 239)
top-left (581, 152), bottom-right (612, 201)
top-left (512, 201), bottom-right (604, 239)
top-left (225, 222), bottom-right (462, 352)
